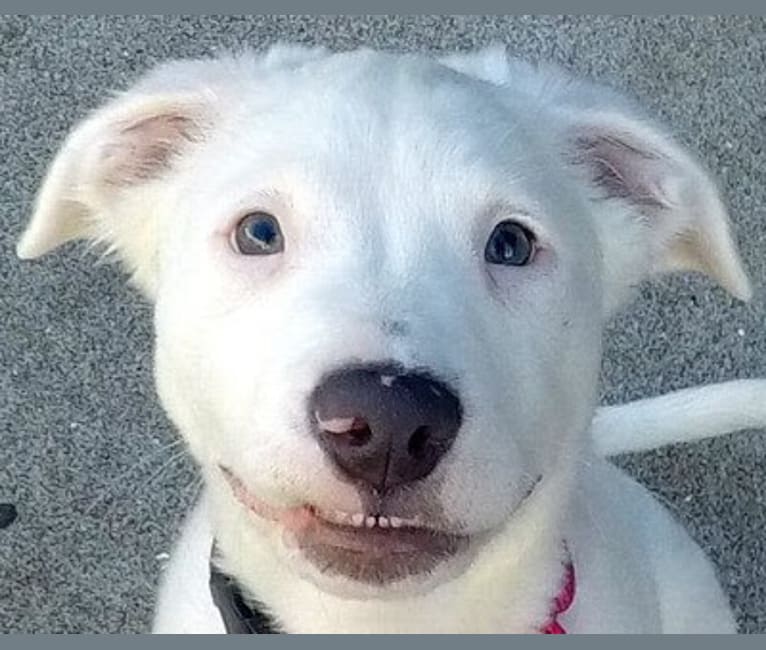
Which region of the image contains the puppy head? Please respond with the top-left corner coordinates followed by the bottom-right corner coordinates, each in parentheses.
top-left (19, 44), bottom-right (750, 595)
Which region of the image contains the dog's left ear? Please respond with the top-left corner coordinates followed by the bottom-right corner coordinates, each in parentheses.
top-left (561, 105), bottom-right (752, 313)
top-left (440, 47), bottom-right (751, 312)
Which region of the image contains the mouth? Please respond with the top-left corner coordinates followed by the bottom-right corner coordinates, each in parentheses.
top-left (220, 467), bottom-right (470, 583)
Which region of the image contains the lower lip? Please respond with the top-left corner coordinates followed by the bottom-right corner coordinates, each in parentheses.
top-left (221, 468), bottom-right (468, 579)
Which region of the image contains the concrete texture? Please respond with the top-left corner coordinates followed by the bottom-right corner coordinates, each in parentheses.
top-left (1, 16), bottom-right (765, 633)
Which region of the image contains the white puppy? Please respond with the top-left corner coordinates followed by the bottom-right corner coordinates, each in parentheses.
top-left (17, 44), bottom-right (766, 633)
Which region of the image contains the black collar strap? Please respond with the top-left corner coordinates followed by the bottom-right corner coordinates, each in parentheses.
top-left (209, 549), bottom-right (281, 634)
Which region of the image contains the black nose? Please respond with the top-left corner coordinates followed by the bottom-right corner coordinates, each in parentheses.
top-left (309, 364), bottom-right (462, 493)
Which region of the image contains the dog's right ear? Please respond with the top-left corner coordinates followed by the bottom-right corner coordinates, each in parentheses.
top-left (16, 46), bottom-right (332, 298)
top-left (16, 90), bottom-right (211, 297)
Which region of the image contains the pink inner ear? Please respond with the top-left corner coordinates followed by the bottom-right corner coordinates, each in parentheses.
top-left (572, 132), bottom-right (671, 210)
top-left (100, 111), bottom-right (199, 187)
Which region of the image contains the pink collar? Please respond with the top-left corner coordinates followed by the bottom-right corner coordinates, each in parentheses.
top-left (541, 561), bottom-right (576, 634)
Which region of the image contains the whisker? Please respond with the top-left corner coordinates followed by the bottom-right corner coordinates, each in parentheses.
top-left (81, 437), bottom-right (186, 515)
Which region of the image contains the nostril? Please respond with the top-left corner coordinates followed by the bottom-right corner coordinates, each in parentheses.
top-left (407, 425), bottom-right (432, 460)
top-left (345, 423), bottom-right (372, 447)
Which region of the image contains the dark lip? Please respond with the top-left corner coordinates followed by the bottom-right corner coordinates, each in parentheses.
top-left (221, 465), bottom-right (543, 584)
top-left (294, 514), bottom-right (470, 584)
top-left (290, 475), bottom-right (543, 584)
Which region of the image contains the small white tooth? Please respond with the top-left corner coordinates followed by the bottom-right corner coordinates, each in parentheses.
top-left (380, 375), bottom-right (395, 387)
top-left (351, 513), bottom-right (365, 527)
top-left (365, 516), bottom-right (376, 528)
top-left (378, 516), bottom-right (389, 528)
top-left (390, 516), bottom-right (403, 529)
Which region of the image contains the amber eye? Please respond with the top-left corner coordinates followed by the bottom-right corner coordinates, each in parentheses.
top-left (233, 212), bottom-right (284, 255)
top-left (484, 220), bottom-right (535, 266)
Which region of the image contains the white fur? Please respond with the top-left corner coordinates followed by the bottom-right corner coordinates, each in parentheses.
top-left (18, 44), bottom-right (759, 633)
top-left (593, 379), bottom-right (766, 456)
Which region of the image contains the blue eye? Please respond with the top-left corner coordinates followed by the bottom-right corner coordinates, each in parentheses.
top-left (234, 212), bottom-right (284, 256)
top-left (484, 221), bottom-right (535, 266)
